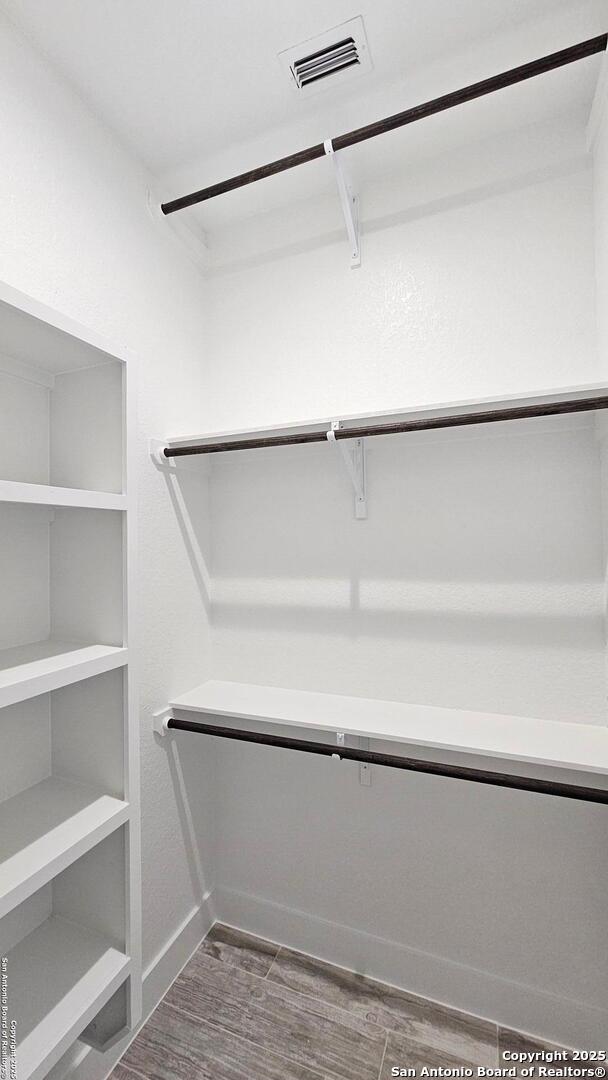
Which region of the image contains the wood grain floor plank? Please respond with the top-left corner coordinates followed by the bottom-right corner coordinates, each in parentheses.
top-left (498, 1028), bottom-right (576, 1075)
top-left (498, 1029), bottom-right (574, 1055)
top-left (108, 1065), bottom-right (148, 1080)
top-left (200, 923), bottom-right (279, 976)
top-left (114, 929), bottom-right (574, 1080)
top-left (268, 947), bottom-right (497, 1067)
top-left (122, 1000), bottom-right (331, 1080)
top-left (380, 1031), bottom-right (479, 1078)
top-left (164, 949), bottom-right (386, 1080)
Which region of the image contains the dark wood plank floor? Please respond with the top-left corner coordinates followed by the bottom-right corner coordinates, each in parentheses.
top-left (113, 925), bottom-right (568, 1080)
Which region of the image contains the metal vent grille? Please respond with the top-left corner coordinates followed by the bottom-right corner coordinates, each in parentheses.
top-left (278, 18), bottom-right (371, 97)
top-left (291, 37), bottom-right (360, 89)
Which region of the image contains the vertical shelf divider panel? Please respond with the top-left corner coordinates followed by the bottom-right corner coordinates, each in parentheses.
top-left (0, 280), bottom-right (141, 1076)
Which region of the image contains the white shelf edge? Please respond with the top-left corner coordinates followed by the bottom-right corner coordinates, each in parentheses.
top-left (169, 679), bottom-right (608, 780)
top-left (0, 777), bottom-right (130, 920)
top-left (161, 382), bottom-right (608, 450)
top-left (6, 916), bottom-right (130, 1080)
top-left (0, 279), bottom-right (135, 368)
top-left (0, 641), bottom-right (129, 709)
top-left (0, 479), bottom-right (126, 511)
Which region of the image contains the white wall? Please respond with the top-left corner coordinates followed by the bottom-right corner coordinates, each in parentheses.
top-left (209, 420), bottom-right (605, 722)
top-left (205, 159), bottom-right (598, 426)
top-left (201, 149), bottom-right (608, 1046)
top-left (0, 9), bottom-right (216, 1068)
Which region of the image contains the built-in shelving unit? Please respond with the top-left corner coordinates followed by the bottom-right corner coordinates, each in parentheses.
top-left (0, 281), bottom-right (140, 1077)
top-left (4, 915), bottom-right (130, 1080)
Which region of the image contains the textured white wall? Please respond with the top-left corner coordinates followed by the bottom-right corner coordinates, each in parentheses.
top-left (202, 153), bottom-right (608, 1045)
top-left (210, 422), bottom-right (605, 722)
top-left (204, 162), bottom-right (599, 428)
top-left (0, 10), bottom-right (215, 997)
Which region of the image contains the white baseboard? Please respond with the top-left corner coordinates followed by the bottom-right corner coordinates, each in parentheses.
top-left (50, 890), bottom-right (216, 1080)
top-left (55, 881), bottom-right (608, 1079)
top-left (215, 885), bottom-right (608, 1051)
top-left (141, 889), bottom-right (216, 1012)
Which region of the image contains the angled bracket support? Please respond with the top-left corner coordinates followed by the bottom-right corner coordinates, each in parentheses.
top-left (327, 422), bottom-right (367, 519)
top-left (324, 139), bottom-right (361, 269)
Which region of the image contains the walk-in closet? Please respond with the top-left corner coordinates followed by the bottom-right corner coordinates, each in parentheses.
top-left (1, 2), bottom-right (607, 1078)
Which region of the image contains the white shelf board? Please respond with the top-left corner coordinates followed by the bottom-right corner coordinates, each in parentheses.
top-left (0, 777), bottom-right (129, 919)
top-left (0, 640), bottom-right (128, 709)
top-left (0, 479), bottom-right (126, 510)
top-left (162, 382), bottom-right (608, 450)
top-left (0, 279), bottom-right (133, 375)
top-left (6, 915), bottom-right (130, 1080)
top-left (170, 680), bottom-right (608, 779)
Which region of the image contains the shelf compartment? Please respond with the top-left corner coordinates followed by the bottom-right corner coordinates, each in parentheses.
top-left (0, 479), bottom-right (126, 511)
top-left (4, 914), bottom-right (130, 1080)
top-left (170, 679), bottom-right (608, 780)
top-left (0, 640), bottom-right (128, 709)
top-left (0, 335), bottom-right (123, 494)
top-left (0, 776), bottom-right (129, 919)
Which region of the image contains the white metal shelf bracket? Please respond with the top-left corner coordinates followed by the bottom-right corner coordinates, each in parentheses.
top-left (324, 140), bottom-right (361, 269)
top-left (327, 422), bottom-right (367, 519)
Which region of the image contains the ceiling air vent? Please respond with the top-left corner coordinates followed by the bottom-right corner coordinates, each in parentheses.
top-left (279, 17), bottom-right (372, 96)
top-left (292, 37), bottom-right (360, 89)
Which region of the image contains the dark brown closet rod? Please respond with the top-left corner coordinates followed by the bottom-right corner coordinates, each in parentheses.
top-left (163, 394), bottom-right (608, 458)
top-left (167, 718), bottom-right (608, 804)
top-left (161, 34), bottom-right (607, 215)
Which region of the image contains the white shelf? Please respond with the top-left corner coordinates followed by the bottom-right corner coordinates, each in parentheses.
top-left (0, 479), bottom-right (126, 511)
top-left (170, 680), bottom-right (608, 780)
top-left (0, 777), bottom-right (129, 920)
top-left (161, 382), bottom-right (608, 451)
top-left (0, 640), bottom-right (128, 709)
top-left (5, 915), bottom-right (130, 1080)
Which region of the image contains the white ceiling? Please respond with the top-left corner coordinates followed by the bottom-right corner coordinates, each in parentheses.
top-left (2, 0), bottom-right (606, 235)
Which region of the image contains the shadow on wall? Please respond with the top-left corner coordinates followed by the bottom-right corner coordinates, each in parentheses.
top-left (161, 415), bottom-right (607, 721)
top-left (161, 462), bottom-right (212, 620)
top-left (209, 154), bottom-right (587, 276)
top-left (164, 733), bottom-right (215, 908)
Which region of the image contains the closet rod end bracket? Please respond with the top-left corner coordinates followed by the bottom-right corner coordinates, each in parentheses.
top-left (150, 438), bottom-right (174, 469)
top-left (153, 707), bottom-right (172, 737)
